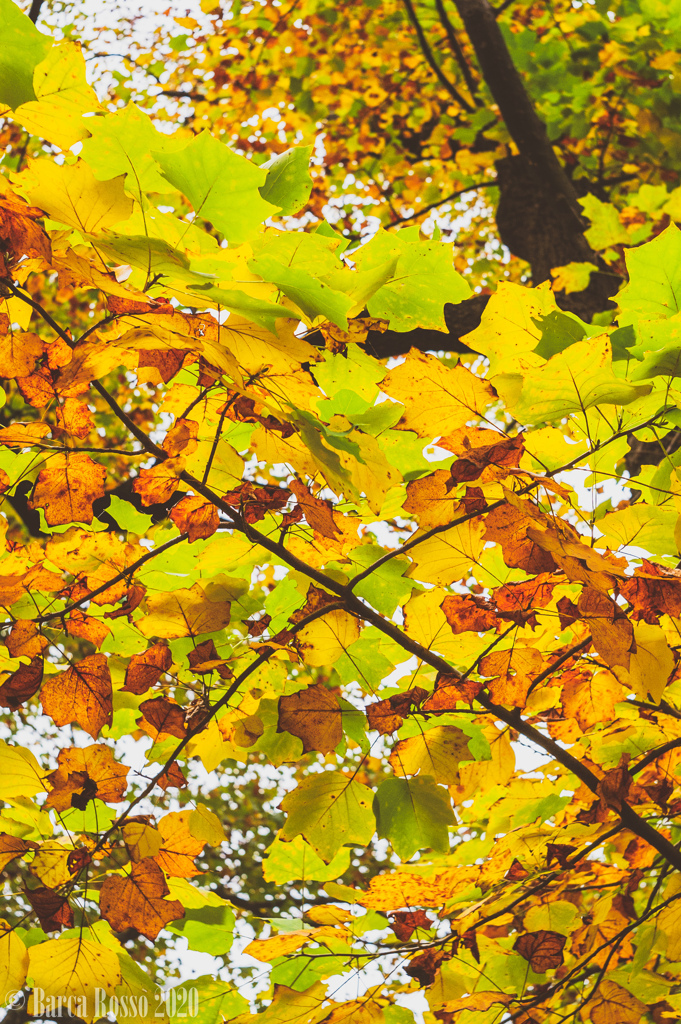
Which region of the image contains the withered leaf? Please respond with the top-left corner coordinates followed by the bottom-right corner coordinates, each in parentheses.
top-left (0, 656), bottom-right (43, 710)
top-left (619, 559), bottom-right (681, 624)
top-left (223, 481), bottom-right (291, 524)
top-left (169, 494), bottom-right (220, 542)
top-left (154, 810), bottom-right (205, 878)
top-left (46, 744), bottom-right (129, 811)
top-left (278, 682), bottom-right (342, 754)
top-left (493, 573), bottom-right (556, 628)
top-left (0, 331), bottom-right (43, 378)
top-left (139, 697), bottom-right (187, 740)
top-left (389, 910), bottom-right (431, 941)
top-left (0, 833), bottom-right (39, 873)
top-left (123, 642), bottom-right (172, 695)
top-left (162, 419), bottom-right (198, 457)
top-left (445, 429), bottom-right (524, 484)
top-left (577, 588), bottom-right (634, 670)
top-left (40, 654), bottom-right (112, 738)
top-left (6, 620), bottom-right (48, 659)
top-left (29, 452), bottom-right (106, 526)
top-left (441, 593), bottom-right (496, 634)
top-left (422, 673), bottom-right (483, 710)
top-left (514, 930), bottom-right (566, 972)
top-left (100, 858), bottom-right (184, 940)
top-left (404, 949), bottom-right (448, 987)
top-left (133, 457), bottom-right (185, 506)
top-left (484, 501), bottom-right (557, 575)
top-left (366, 687), bottom-right (428, 735)
top-left (25, 886), bottom-right (74, 932)
top-left (289, 478), bottom-right (340, 539)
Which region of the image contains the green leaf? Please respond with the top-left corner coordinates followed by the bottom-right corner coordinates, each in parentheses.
top-left (348, 545), bottom-right (416, 616)
top-left (0, 0), bottom-right (51, 110)
top-left (361, 235), bottom-right (471, 332)
top-left (597, 503), bottom-right (679, 558)
top-left (259, 145), bottom-right (313, 215)
top-left (262, 834), bottom-right (351, 884)
top-left (280, 771), bottom-right (375, 862)
top-left (80, 103), bottom-right (185, 197)
top-left (532, 310), bottom-right (587, 360)
top-left (373, 776), bottom-right (454, 859)
top-left (167, 906), bottom-right (235, 955)
top-left (103, 496), bottom-right (153, 535)
top-left (152, 131), bottom-right (277, 244)
top-left (498, 336), bottom-right (652, 425)
top-left (618, 224), bottom-right (681, 326)
top-left (166, 977), bottom-right (247, 1024)
top-left (579, 194), bottom-right (629, 250)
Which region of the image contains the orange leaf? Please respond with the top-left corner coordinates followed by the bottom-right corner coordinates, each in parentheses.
top-left (6, 621), bottom-right (48, 659)
top-left (153, 811), bottom-right (205, 878)
top-left (40, 653), bottom-right (112, 738)
top-left (46, 744), bottom-right (129, 811)
top-left (100, 859), bottom-right (184, 940)
top-left (289, 479), bottom-right (340, 539)
top-left (0, 656), bottom-right (43, 710)
top-left (169, 494), bottom-right (220, 542)
top-left (139, 696), bottom-right (187, 740)
top-left (29, 452), bottom-right (106, 526)
top-left (123, 643), bottom-right (172, 695)
top-left (0, 833), bottom-right (38, 873)
top-left (514, 930), bottom-right (566, 972)
top-left (133, 457), bottom-right (185, 506)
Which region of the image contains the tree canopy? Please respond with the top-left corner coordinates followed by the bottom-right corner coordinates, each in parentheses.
top-left (2, 2), bottom-right (681, 1024)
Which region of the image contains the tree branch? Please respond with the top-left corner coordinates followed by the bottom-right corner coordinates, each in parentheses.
top-left (402, 0), bottom-right (476, 114)
top-left (434, 0), bottom-right (480, 102)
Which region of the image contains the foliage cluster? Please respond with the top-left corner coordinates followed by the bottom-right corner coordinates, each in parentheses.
top-left (3, 2), bottom-right (681, 1024)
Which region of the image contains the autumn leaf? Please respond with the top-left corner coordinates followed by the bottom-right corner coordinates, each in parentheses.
top-left (123, 642), bottom-right (172, 695)
top-left (46, 744), bottom-right (129, 811)
top-left (29, 452), bottom-right (106, 526)
top-left (169, 494), bottom-right (220, 542)
top-left (100, 859), bottom-right (184, 940)
top-left (389, 725), bottom-right (474, 784)
top-left (41, 653), bottom-right (112, 738)
top-left (0, 919), bottom-right (28, 1004)
top-left (278, 682), bottom-right (343, 754)
top-left (0, 833), bottom-right (38, 873)
top-left (154, 811), bottom-right (206, 877)
top-left (281, 772), bottom-right (375, 862)
top-left (514, 930), bottom-right (566, 972)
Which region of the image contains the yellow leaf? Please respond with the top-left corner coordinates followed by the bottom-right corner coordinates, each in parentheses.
top-left (188, 804), bottom-right (226, 846)
top-left (406, 519), bottom-right (485, 586)
top-left (28, 938), bottom-right (121, 1022)
top-left (389, 725), bottom-right (473, 784)
top-left (297, 609), bottom-right (360, 666)
top-left (588, 980), bottom-right (646, 1024)
top-left (0, 739), bottom-right (49, 800)
top-left (0, 919), bottom-right (28, 1004)
top-left (138, 582), bottom-right (232, 639)
top-left (30, 840), bottom-right (73, 888)
top-left (403, 588), bottom-right (486, 665)
top-left (613, 621), bottom-right (675, 703)
top-left (14, 43), bottom-right (101, 150)
top-left (381, 349), bottom-right (494, 438)
top-left (122, 822), bottom-right (163, 862)
top-left (461, 280), bottom-right (557, 375)
top-left (550, 262), bottom-right (598, 295)
top-left (24, 160), bottom-right (133, 235)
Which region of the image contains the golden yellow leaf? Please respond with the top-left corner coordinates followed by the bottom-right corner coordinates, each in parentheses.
top-left (122, 823), bottom-right (163, 862)
top-left (188, 804), bottom-right (227, 846)
top-left (381, 349), bottom-right (494, 438)
top-left (389, 726), bottom-right (473, 784)
top-left (26, 159), bottom-right (133, 234)
top-left (30, 840), bottom-right (73, 888)
top-left (0, 739), bottom-right (49, 800)
top-left (138, 582), bottom-right (232, 639)
top-left (406, 519), bottom-right (485, 586)
top-left (297, 609), bottom-right (360, 666)
top-left (14, 43), bottom-right (102, 150)
top-left (0, 918), bottom-right (28, 1004)
top-left (28, 938), bottom-right (121, 1021)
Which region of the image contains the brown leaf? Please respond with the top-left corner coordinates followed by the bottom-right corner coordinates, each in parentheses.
top-left (0, 197), bottom-right (51, 272)
top-left (29, 453), bottom-right (106, 526)
top-left (154, 810), bottom-right (205, 878)
top-left (366, 687), bottom-right (428, 735)
top-left (170, 494), bottom-right (220, 542)
top-left (504, 858), bottom-right (529, 881)
top-left (55, 398), bottom-right (94, 440)
top-left (66, 848), bottom-right (92, 874)
top-left (25, 886), bottom-right (74, 931)
top-left (6, 620), bottom-right (48, 659)
top-left (123, 642), bottom-right (172, 695)
top-left (493, 573), bottom-right (556, 628)
top-left (479, 647), bottom-right (543, 708)
top-left (40, 653), bottom-right (112, 738)
top-left (289, 479), bottom-right (340, 539)
top-left (0, 656), bottom-right (43, 710)
top-left (133, 457), bottom-right (185, 506)
top-left (187, 639), bottom-right (231, 677)
top-left (389, 910), bottom-right (431, 941)
top-left (223, 481), bottom-right (292, 524)
top-left (597, 758), bottom-right (631, 811)
top-left (46, 744), bottom-right (129, 811)
top-left (578, 588), bottom-right (634, 670)
top-left (140, 696), bottom-right (187, 740)
top-left (484, 501), bottom-right (557, 574)
top-left (444, 429), bottom-right (524, 484)
top-left (404, 949), bottom-right (448, 987)
top-left (514, 930), bottom-right (566, 972)
top-left (100, 858), bottom-right (184, 940)
top-left (0, 422), bottom-right (51, 447)
top-left (0, 833), bottom-right (38, 873)
top-left (278, 682), bottom-right (342, 754)
top-left (441, 593), bottom-right (496, 634)
top-left (619, 559), bottom-right (681, 624)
